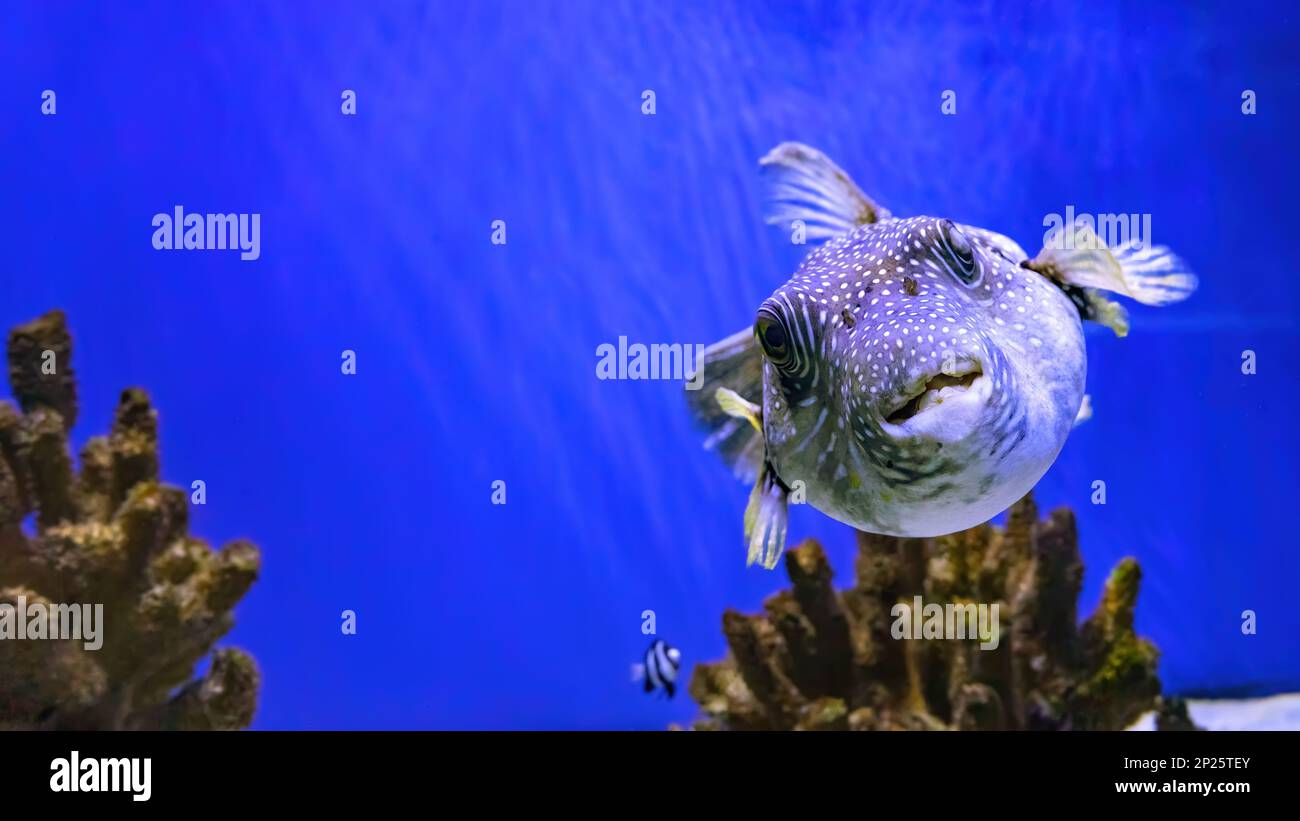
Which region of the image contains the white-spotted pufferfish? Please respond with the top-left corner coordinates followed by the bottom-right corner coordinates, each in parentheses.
top-left (687, 143), bottom-right (1197, 569)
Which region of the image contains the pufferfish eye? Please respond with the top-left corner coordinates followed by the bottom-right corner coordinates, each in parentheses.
top-left (755, 307), bottom-right (794, 368)
top-left (938, 219), bottom-right (980, 286)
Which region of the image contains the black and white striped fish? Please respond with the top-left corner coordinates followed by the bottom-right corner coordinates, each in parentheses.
top-left (632, 639), bottom-right (682, 698)
top-left (687, 142), bottom-right (1198, 570)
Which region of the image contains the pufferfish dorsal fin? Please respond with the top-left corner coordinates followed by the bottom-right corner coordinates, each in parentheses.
top-left (1027, 217), bottom-right (1199, 308)
top-left (759, 142), bottom-right (891, 245)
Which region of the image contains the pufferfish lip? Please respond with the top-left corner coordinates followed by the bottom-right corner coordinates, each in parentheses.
top-left (883, 358), bottom-right (985, 425)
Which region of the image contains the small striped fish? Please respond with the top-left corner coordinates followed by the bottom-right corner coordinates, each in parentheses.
top-left (632, 639), bottom-right (682, 698)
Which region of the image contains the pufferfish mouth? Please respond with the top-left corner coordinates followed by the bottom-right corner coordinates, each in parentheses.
top-left (885, 360), bottom-right (985, 425)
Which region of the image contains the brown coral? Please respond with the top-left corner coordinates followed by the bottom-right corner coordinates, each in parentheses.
top-left (0, 310), bottom-right (260, 730)
top-left (688, 495), bottom-right (1164, 730)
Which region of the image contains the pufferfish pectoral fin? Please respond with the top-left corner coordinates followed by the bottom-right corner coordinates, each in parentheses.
top-left (1027, 217), bottom-right (1199, 326)
top-left (743, 462), bottom-right (790, 570)
top-left (711, 384), bottom-right (789, 569)
top-left (759, 142), bottom-right (891, 245)
top-left (685, 328), bottom-right (766, 483)
top-left (715, 387), bottom-right (761, 433)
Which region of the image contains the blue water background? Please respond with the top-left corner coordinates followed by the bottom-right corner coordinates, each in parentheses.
top-left (2, 1), bottom-right (1297, 728)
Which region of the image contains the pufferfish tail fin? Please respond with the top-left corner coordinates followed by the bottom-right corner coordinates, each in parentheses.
top-left (685, 328), bottom-right (765, 483)
top-left (1026, 217), bottom-right (1198, 336)
top-left (759, 142), bottom-right (891, 245)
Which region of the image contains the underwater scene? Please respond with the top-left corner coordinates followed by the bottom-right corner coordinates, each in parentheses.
top-left (2, 0), bottom-right (1298, 733)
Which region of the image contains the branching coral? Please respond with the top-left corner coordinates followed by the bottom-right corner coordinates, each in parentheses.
top-left (688, 494), bottom-right (1180, 730)
top-left (0, 311), bottom-right (260, 730)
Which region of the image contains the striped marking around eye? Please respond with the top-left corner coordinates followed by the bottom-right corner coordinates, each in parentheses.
top-left (932, 242), bottom-right (962, 281)
top-left (779, 292), bottom-right (817, 379)
top-left (933, 229), bottom-right (981, 287)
